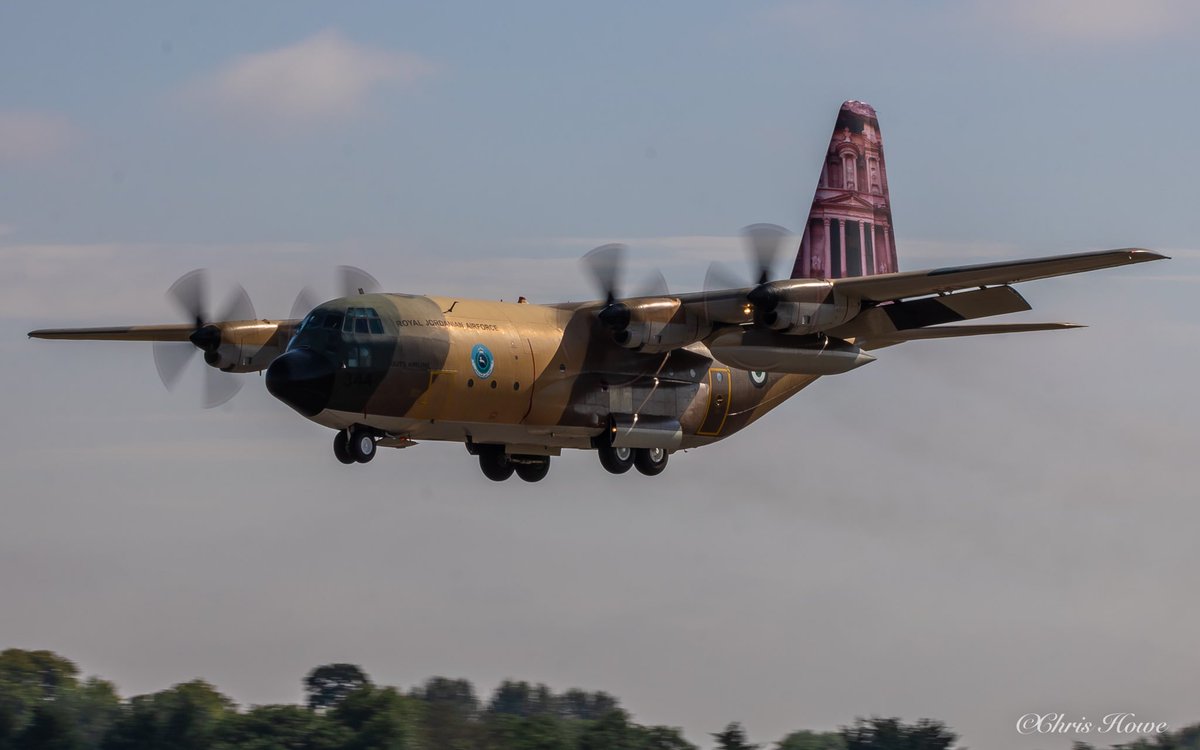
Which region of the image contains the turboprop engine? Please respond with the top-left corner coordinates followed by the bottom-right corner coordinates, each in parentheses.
top-left (598, 297), bottom-right (711, 354)
top-left (191, 320), bottom-right (287, 372)
top-left (707, 328), bottom-right (875, 375)
top-left (746, 279), bottom-right (858, 335)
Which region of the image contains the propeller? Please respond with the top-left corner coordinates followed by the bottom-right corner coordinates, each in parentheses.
top-left (151, 269), bottom-right (255, 408)
top-left (702, 224), bottom-right (790, 324)
top-left (287, 265), bottom-right (381, 323)
top-left (581, 243), bottom-right (671, 336)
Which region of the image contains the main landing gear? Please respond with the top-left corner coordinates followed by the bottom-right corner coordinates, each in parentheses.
top-left (474, 444), bottom-right (552, 483)
top-left (334, 427), bottom-right (376, 464)
top-left (597, 445), bottom-right (669, 476)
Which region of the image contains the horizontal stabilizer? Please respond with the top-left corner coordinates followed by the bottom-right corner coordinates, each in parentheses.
top-left (834, 249), bottom-right (1167, 302)
top-left (859, 322), bottom-right (1084, 350)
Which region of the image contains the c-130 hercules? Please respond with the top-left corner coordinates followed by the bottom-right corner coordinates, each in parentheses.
top-left (30, 101), bottom-right (1166, 482)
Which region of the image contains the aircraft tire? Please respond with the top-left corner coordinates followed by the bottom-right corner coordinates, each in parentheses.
top-left (333, 430), bottom-right (355, 465)
top-left (598, 445), bottom-right (634, 474)
top-left (350, 430), bottom-right (376, 463)
top-left (515, 457), bottom-right (551, 482)
top-left (478, 446), bottom-right (514, 482)
top-left (634, 447), bottom-right (668, 476)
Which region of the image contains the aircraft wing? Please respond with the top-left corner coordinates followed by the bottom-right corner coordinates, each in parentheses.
top-left (28, 324), bottom-right (199, 341)
top-left (831, 248), bottom-right (1166, 302)
top-left (27, 321), bottom-right (302, 342)
top-left (856, 322), bottom-right (1084, 350)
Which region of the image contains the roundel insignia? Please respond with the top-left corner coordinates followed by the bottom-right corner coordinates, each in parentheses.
top-left (470, 343), bottom-right (495, 379)
top-left (749, 370), bottom-right (768, 388)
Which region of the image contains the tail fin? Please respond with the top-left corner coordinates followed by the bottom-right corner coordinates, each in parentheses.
top-left (790, 100), bottom-right (898, 279)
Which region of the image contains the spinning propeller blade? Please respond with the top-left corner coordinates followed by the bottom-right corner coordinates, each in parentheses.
top-left (338, 266), bottom-right (381, 297)
top-left (153, 268), bottom-right (253, 408)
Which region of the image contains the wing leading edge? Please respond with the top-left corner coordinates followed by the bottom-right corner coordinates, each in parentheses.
top-left (831, 248), bottom-right (1166, 302)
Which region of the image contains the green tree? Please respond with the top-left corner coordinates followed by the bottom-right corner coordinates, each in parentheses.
top-left (577, 708), bottom-right (637, 750)
top-left (14, 703), bottom-right (82, 750)
top-left (101, 679), bottom-right (234, 750)
top-left (776, 729), bottom-right (846, 750)
top-left (70, 678), bottom-right (120, 750)
top-left (487, 681), bottom-right (554, 718)
top-left (0, 649), bottom-right (82, 744)
top-left (304, 664), bottom-right (372, 712)
top-left (634, 725), bottom-right (698, 750)
top-left (483, 713), bottom-right (570, 750)
top-left (332, 686), bottom-right (424, 750)
top-left (714, 722), bottom-right (759, 750)
top-left (555, 690), bottom-right (619, 722)
top-left (214, 704), bottom-right (351, 750)
top-left (412, 677), bottom-right (481, 750)
top-left (840, 717), bottom-right (957, 750)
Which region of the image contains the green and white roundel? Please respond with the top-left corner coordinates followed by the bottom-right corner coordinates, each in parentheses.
top-left (749, 370), bottom-right (768, 387)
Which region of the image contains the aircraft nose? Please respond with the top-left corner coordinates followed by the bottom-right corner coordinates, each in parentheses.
top-left (266, 348), bottom-right (335, 417)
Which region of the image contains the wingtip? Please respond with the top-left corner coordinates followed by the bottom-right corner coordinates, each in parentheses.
top-left (1125, 248), bottom-right (1170, 261)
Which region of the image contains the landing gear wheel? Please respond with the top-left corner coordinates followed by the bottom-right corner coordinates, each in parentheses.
top-left (515, 457), bottom-right (551, 483)
top-left (333, 430), bottom-right (354, 465)
top-left (349, 429), bottom-right (376, 464)
top-left (634, 447), bottom-right (668, 476)
top-left (598, 445), bottom-right (634, 474)
top-left (478, 446), bottom-right (514, 482)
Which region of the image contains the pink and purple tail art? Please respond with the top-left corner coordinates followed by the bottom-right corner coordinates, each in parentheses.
top-left (790, 100), bottom-right (898, 280)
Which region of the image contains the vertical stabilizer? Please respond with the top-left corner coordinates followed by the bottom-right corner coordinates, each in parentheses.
top-left (791, 101), bottom-right (898, 279)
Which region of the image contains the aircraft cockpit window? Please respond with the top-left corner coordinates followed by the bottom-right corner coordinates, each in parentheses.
top-left (299, 312), bottom-right (319, 331)
top-left (322, 313), bottom-right (343, 330)
top-left (341, 307), bottom-right (384, 334)
top-left (366, 309), bottom-right (384, 334)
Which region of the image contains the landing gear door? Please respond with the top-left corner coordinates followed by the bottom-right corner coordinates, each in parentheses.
top-left (697, 366), bottom-right (731, 436)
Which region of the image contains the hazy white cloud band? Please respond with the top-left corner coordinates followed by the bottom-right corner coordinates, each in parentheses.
top-left (185, 30), bottom-right (435, 128)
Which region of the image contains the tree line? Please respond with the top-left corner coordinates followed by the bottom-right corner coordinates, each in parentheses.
top-left (0, 649), bottom-right (1193, 749)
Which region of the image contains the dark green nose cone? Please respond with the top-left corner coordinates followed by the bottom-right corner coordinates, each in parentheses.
top-left (266, 348), bottom-right (335, 417)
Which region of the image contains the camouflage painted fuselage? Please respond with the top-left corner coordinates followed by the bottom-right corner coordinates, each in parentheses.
top-left (287, 293), bottom-right (816, 453)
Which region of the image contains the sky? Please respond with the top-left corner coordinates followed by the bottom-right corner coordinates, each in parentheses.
top-left (2, 2), bottom-right (1199, 748)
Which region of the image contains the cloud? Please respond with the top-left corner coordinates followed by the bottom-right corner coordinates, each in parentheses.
top-left (763, 1), bottom-right (1200, 46)
top-left (0, 111), bottom-right (76, 163)
top-left (186, 30), bottom-right (435, 128)
top-left (987, 0), bottom-right (1199, 41)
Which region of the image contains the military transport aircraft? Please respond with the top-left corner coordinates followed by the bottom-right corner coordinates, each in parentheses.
top-left (29, 101), bottom-right (1166, 482)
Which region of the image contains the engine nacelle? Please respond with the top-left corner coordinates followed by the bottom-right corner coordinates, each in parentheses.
top-left (197, 321), bottom-right (286, 372)
top-left (753, 279), bottom-right (858, 335)
top-left (598, 298), bottom-right (711, 354)
top-left (707, 328), bottom-right (875, 375)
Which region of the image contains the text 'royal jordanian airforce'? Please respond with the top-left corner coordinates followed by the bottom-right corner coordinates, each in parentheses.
top-left (29, 101), bottom-right (1167, 482)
